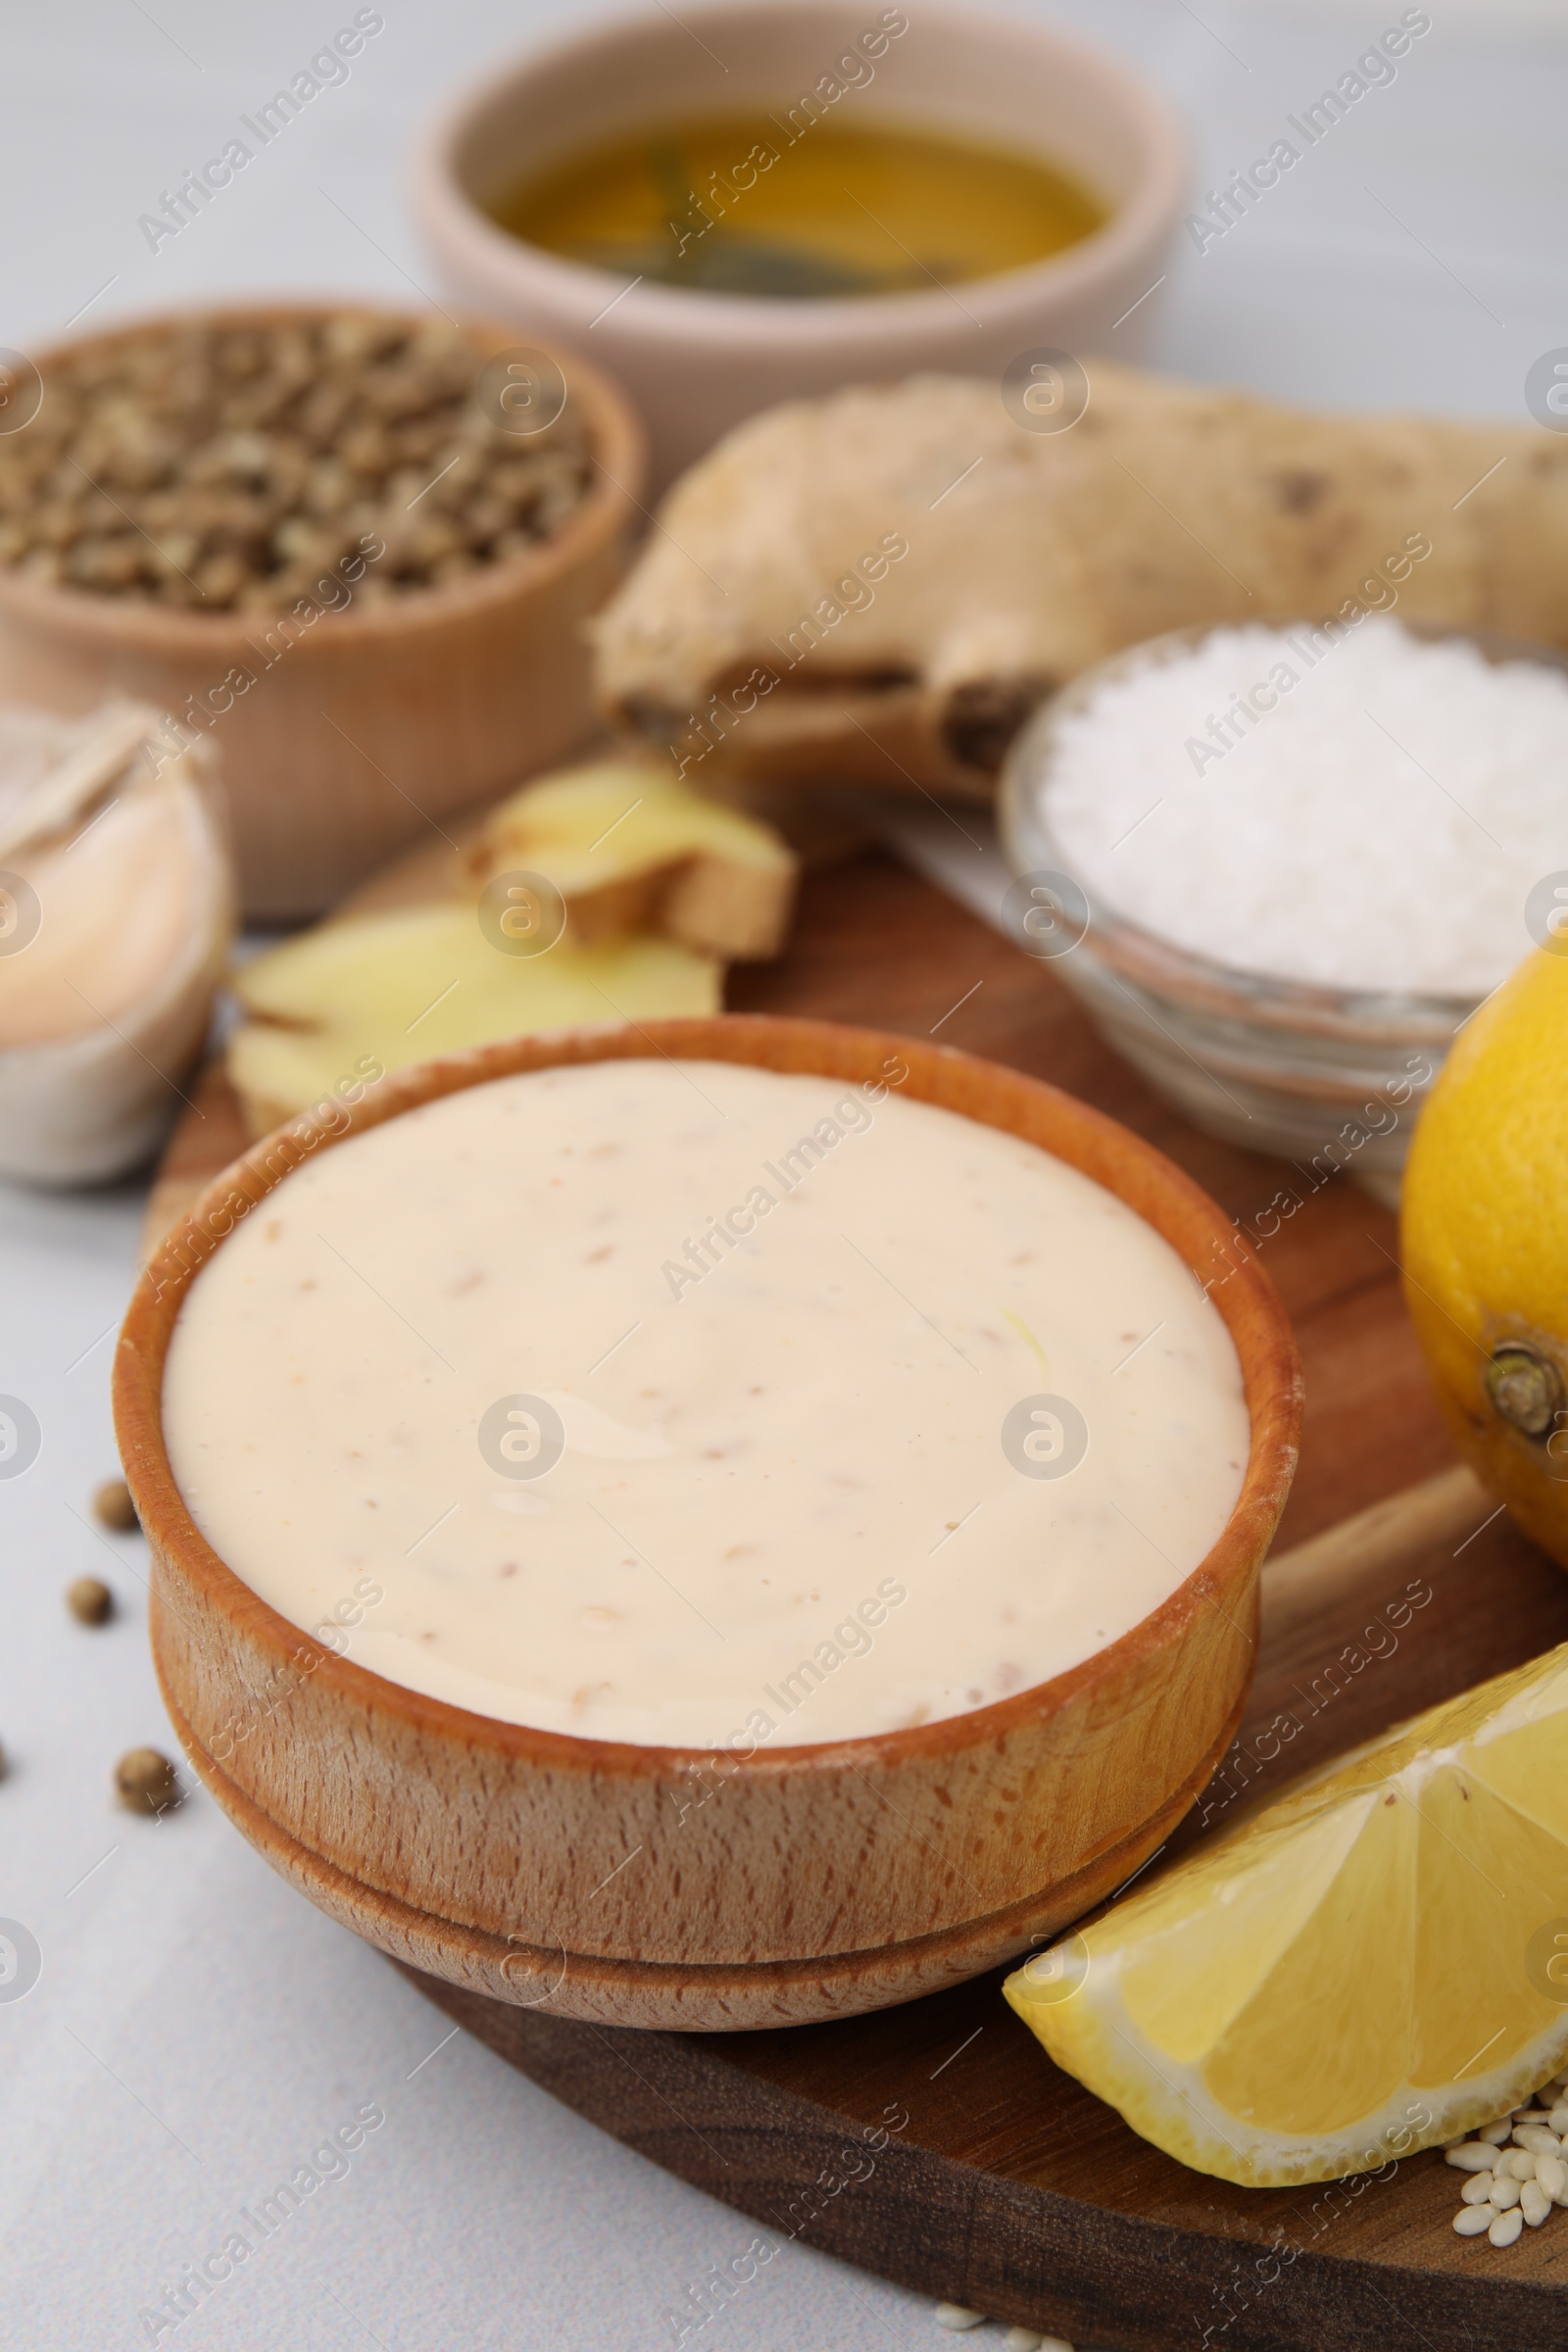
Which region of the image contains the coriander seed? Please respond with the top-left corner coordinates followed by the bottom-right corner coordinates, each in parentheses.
top-left (116, 1747), bottom-right (177, 1814)
top-left (0, 313), bottom-right (591, 613)
top-left (67, 1577), bottom-right (113, 1626)
top-left (92, 1478), bottom-right (138, 1533)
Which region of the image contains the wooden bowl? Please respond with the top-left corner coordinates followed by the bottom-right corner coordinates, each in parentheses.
top-left (114, 1016), bottom-right (1301, 2031)
top-left (0, 303), bottom-right (645, 921)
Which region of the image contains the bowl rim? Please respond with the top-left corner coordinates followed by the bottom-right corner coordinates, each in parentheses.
top-left (411, 0), bottom-right (1191, 348)
top-left (114, 1013), bottom-right (1301, 1780)
top-left (0, 298), bottom-right (647, 651)
top-left (997, 615), bottom-right (1568, 1037)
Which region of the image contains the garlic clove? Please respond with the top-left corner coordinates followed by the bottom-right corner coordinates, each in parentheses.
top-left (0, 703), bottom-right (156, 866)
top-left (0, 705), bottom-right (232, 1186)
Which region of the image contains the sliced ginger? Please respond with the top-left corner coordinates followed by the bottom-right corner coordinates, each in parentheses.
top-left (227, 900), bottom-right (719, 1135)
top-left (467, 759), bottom-right (798, 959)
top-left (225, 758), bottom-right (785, 1138)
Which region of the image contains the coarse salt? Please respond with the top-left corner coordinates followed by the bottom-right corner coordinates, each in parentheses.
top-left (1043, 616), bottom-right (1568, 995)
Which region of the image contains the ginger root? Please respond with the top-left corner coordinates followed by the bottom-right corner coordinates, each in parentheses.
top-left (591, 362), bottom-right (1568, 795)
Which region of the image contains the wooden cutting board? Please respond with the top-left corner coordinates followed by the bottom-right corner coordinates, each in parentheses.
top-left (153, 848), bottom-right (1568, 2352)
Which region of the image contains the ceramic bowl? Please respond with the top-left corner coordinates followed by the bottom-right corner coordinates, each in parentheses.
top-left (114, 1015), bottom-right (1300, 2031)
top-left (0, 303), bottom-right (645, 921)
top-left (413, 1), bottom-right (1190, 490)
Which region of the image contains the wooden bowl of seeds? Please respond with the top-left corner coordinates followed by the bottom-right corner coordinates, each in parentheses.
top-left (0, 304), bottom-right (645, 919)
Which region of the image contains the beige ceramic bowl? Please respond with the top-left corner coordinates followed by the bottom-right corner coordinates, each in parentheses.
top-left (413, 1), bottom-right (1190, 490)
top-left (115, 1015), bottom-right (1300, 2032)
top-left (0, 304), bottom-right (645, 921)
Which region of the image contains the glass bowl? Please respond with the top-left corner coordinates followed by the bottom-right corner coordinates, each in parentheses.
top-left (996, 620), bottom-right (1568, 1205)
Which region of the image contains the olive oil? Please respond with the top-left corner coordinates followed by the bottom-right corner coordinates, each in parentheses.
top-left (490, 115), bottom-right (1105, 298)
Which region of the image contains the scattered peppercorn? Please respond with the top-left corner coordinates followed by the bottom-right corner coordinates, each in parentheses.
top-left (92, 1477), bottom-right (138, 1533)
top-left (0, 313), bottom-right (593, 612)
top-left (116, 1747), bottom-right (178, 1814)
top-left (66, 1576), bottom-right (114, 1626)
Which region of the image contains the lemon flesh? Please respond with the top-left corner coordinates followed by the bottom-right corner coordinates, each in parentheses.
top-left (1005, 1642), bottom-right (1568, 2185)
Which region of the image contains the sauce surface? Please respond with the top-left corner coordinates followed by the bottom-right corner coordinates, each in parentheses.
top-left (490, 115), bottom-right (1104, 297)
top-left (162, 1060), bottom-right (1249, 1748)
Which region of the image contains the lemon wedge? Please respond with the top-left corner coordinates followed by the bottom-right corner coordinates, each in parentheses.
top-left (1005, 1644), bottom-right (1568, 2185)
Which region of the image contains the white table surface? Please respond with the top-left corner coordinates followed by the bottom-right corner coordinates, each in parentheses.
top-left (2, 5), bottom-right (1565, 2348)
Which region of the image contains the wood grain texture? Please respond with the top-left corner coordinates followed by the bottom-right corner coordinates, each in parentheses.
top-left (118, 1006), bottom-right (1299, 2028)
top-left (0, 305), bottom-right (645, 921)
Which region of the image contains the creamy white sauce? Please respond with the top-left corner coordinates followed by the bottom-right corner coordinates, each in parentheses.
top-left (162, 1059), bottom-right (1249, 1748)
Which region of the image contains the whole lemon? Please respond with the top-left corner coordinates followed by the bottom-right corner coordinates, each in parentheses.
top-left (1401, 944), bottom-right (1568, 1565)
